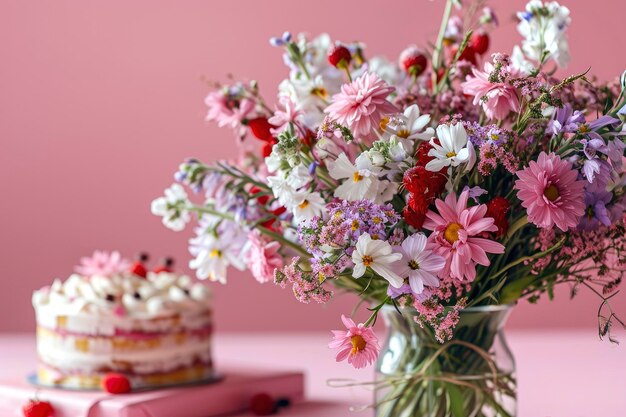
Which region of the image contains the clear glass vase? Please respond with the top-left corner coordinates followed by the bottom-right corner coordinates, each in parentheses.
top-left (375, 305), bottom-right (516, 417)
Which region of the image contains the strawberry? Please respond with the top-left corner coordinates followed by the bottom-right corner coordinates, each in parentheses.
top-left (102, 373), bottom-right (132, 394)
top-left (327, 45), bottom-right (351, 68)
top-left (130, 252), bottom-right (149, 278)
top-left (22, 400), bottom-right (54, 417)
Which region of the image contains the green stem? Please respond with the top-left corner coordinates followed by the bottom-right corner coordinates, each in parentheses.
top-left (190, 205), bottom-right (310, 257)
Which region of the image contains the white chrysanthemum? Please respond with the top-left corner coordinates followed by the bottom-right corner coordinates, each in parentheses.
top-left (425, 124), bottom-right (473, 172)
top-left (351, 233), bottom-right (403, 288)
top-left (151, 183), bottom-right (191, 232)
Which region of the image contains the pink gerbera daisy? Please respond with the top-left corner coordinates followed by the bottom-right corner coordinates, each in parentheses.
top-left (515, 152), bottom-right (586, 231)
top-left (423, 190), bottom-right (505, 281)
top-left (328, 315), bottom-right (380, 369)
top-left (324, 72), bottom-right (398, 139)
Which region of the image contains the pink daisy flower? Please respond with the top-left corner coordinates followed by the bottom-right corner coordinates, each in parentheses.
top-left (515, 152), bottom-right (586, 231)
top-left (328, 315), bottom-right (380, 369)
top-left (75, 250), bottom-right (131, 277)
top-left (324, 72), bottom-right (398, 139)
top-left (246, 230), bottom-right (284, 284)
top-left (423, 190), bottom-right (505, 281)
top-left (461, 62), bottom-right (520, 120)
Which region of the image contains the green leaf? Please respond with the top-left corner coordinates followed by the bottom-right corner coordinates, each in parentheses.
top-left (446, 383), bottom-right (466, 417)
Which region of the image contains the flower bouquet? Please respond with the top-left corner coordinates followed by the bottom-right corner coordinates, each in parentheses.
top-left (152, 1), bottom-right (626, 415)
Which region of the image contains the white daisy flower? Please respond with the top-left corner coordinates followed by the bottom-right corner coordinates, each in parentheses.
top-left (286, 163), bottom-right (311, 189)
top-left (351, 233), bottom-right (403, 288)
top-left (393, 233), bottom-right (445, 294)
top-left (151, 183), bottom-right (191, 231)
top-left (267, 175), bottom-right (297, 207)
top-left (328, 153), bottom-right (382, 202)
top-left (425, 123), bottom-right (472, 172)
top-left (188, 228), bottom-right (246, 283)
top-left (395, 104), bottom-right (435, 142)
top-left (292, 191), bottom-right (325, 222)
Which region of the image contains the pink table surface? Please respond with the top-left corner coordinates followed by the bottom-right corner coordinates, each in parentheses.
top-left (1, 331), bottom-right (625, 417)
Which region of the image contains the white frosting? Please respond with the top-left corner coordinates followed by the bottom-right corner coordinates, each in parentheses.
top-left (33, 271), bottom-right (212, 321)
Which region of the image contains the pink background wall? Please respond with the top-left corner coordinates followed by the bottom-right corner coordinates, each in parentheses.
top-left (1, 0), bottom-right (624, 333)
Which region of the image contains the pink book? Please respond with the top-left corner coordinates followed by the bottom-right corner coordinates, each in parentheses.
top-left (0, 369), bottom-right (304, 417)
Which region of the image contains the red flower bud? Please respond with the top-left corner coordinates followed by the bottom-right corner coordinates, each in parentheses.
top-left (403, 204), bottom-right (427, 229)
top-left (250, 186), bottom-right (270, 206)
top-left (470, 32), bottom-right (490, 55)
top-left (486, 196), bottom-right (511, 238)
top-left (450, 45), bottom-right (477, 65)
top-left (400, 49), bottom-right (428, 77)
top-left (248, 117), bottom-right (275, 142)
top-left (327, 45), bottom-right (352, 68)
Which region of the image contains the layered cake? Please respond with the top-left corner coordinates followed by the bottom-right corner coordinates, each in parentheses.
top-left (31, 251), bottom-right (214, 390)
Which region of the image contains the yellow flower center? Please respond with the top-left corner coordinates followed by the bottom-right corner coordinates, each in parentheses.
top-left (379, 117), bottom-right (389, 131)
top-left (311, 87), bottom-right (328, 99)
top-left (372, 216), bottom-right (382, 224)
top-left (351, 220), bottom-right (360, 231)
top-left (298, 200), bottom-right (310, 209)
top-left (397, 129), bottom-right (410, 139)
top-left (444, 222), bottom-right (463, 244)
top-left (544, 184), bottom-right (560, 202)
top-left (579, 124), bottom-right (590, 134)
top-left (351, 334), bottom-right (367, 354)
top-left (209, 249), bottom-right (222, 258)
top-left (353, 171), bottom-right (364, 182)
top-left (446, 151), bottom-right (457, 158)
top-left (408, 259), bottom-right (420, 270)
top-left (361, 255), bottom-right (374, 267)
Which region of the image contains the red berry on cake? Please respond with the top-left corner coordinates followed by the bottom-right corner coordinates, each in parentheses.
top-left (102, 373), bottom-right (132, 394)
top-left (399, 45), bottom-right (427, 77)
top-left (153, 257), bottom-right (174, 273)
top-left (130, 252), bottom-right (149, 278)
top-left (250, 392), bottom-right (275, 415)
top-left (327, 44), bottom-right (352, 69)
top-left (22, 399), bottom-right (54, 417)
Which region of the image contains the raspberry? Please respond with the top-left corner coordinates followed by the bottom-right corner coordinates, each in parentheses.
top-left (22, 400), bottom-right (54, 417)
top-left (102, 373), bottom-right (132, 394)
top-left (250, 392), bottom-right (275, 415)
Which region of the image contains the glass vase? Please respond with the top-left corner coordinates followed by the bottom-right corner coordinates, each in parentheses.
top-left (375, 305), bottom-right (516, 417)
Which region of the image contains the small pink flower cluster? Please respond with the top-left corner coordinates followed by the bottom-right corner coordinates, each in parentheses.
top-left (274, 257), bottom-right (333, 304)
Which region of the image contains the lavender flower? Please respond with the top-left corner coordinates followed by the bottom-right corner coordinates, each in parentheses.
top-left (578, 190), bottom-right (612, 231)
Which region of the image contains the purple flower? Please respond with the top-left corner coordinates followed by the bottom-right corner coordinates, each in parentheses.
top-left (548, 105), bottom-right (585, 135)
top-left (269, 31), bottom-right (292, 47)
top-left (578, 190), bottom-right (612, 231)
